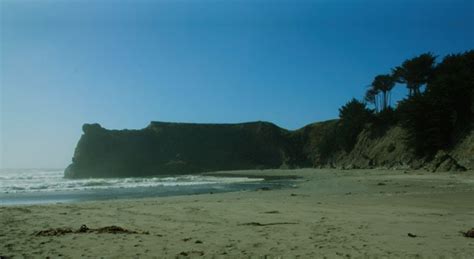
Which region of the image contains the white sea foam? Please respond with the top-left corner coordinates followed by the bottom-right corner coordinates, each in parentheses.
top-left (0, 169), bottom-right (263, 194)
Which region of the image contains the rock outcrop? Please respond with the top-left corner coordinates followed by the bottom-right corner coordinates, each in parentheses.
top-left (65, 120), bottom-right (473, 178)
top-left (65, 121), bottom-right (296, 178)
top-left (449, 130), bottom-right (474, 170)
top-left (331, 126), bottom-right (416, 170)
top-left (426, 150), bottom-right (466, 172)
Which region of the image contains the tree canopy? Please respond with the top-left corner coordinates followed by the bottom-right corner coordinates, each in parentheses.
top-left (392, 52), bottom-right (436, 96)
top-left (339, 50), bottom-right (473, 157)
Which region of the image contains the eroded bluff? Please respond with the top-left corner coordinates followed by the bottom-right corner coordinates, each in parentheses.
top-left (65, 120), bottom-right (473, 178)
top-left (64, 121), bottom-right (304, 178)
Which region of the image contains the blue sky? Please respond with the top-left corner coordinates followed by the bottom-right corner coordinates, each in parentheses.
top-left (1, 0), bottom-right (473, 168)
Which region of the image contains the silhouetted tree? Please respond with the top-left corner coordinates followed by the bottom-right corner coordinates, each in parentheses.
top-left (371, 74), bottom-right (396, 111)
top-left (364, 87), bottom-right (379, 112)
top-left (338, 98), bottom-right (373, 151)
top-left (429, 50), bottom-right (474, 131)
top-left (397, 50), bottom-right (473, 156)
top-left (393, 53), bottom-right (436, 96)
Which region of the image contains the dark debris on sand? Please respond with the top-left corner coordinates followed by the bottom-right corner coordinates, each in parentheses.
top-left (35, 227), bottom-right (74, 236)
top-left (240, 222), bottom-right (298, 226)
top-left (178, 251), bottom-right (205, 257)
top-left (461, 228), bottom-right (474, 238)
top-left (35, 225), bottom-right (149, 236)
top-left (262, 210), bottom-right (280, 214)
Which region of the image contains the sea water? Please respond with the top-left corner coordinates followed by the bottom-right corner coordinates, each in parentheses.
top-left (0, 169), bottom-right (285, 205)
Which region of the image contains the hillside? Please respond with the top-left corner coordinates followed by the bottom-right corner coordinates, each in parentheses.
top-left (64, 120), bottom-right (473, 178)
top-left (296, 121), bottom-right (473, 171)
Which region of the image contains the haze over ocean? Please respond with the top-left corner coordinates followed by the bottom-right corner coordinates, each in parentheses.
top-left (1, 0), bottom-right (473, 168)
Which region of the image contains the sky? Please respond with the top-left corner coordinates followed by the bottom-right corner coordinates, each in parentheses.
top-left (1, 0), bottom-right (473, 169)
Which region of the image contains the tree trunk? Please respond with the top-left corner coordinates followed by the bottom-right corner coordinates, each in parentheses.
top-left (382, 90), bottom-right (387, 111)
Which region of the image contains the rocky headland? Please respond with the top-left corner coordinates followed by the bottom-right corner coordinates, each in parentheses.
top-left (64, 120), bottom-right (473, 178)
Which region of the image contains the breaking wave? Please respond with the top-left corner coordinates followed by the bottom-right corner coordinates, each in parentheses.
top-left (0, 169), bottom-right (263, 194)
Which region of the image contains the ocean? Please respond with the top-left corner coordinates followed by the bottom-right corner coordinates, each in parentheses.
top-left (0, 169), bottom-right (287, 206)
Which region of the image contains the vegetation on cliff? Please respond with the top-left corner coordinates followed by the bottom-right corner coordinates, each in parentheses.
top-left (368, 51), bottom-right (473, 156)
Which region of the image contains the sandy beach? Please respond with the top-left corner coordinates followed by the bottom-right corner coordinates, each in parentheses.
top-left (1, 169), bottom-right (474, 258)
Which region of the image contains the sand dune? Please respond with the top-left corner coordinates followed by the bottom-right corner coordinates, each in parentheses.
top-left (1, 169), bottom-right (474, 258)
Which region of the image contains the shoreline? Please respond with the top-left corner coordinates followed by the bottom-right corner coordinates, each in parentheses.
top-left (0, 173), bottom-right (295, 207)
top-left (1, 168), bottom-right (474, 257)
top-left (202, 169), bottom-right (303, 180)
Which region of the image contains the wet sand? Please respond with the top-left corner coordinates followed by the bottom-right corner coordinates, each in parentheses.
top-left (1, 169), bottom-right (474, 258)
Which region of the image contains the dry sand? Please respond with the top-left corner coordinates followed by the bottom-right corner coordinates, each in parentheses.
top-left (1, 169), bottom-right (474, 258)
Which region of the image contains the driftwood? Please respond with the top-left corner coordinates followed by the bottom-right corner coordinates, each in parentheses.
top-left (35, 228), bottom-right (73, 236)
top-left (240, 222), bottom-right (297, 226)
top-left (35, 225), bottom-right (149, 236)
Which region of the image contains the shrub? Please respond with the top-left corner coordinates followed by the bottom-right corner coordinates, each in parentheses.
top-left (338, 99), bottom-right (373, 151)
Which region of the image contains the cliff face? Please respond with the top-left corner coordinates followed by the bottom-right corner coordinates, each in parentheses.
top-left (298, 123), bottom-right (473, 171)
top-left (296, 122), bottom-right (473, 171)
top-left (449, 130), bottom-right (474, 170)
top-left (65, 120), bottom-right (473, 178)
top-left (65, 121), bottom-right (297, 178)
